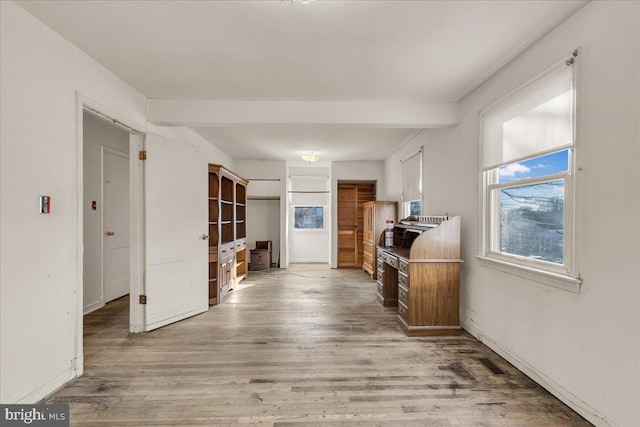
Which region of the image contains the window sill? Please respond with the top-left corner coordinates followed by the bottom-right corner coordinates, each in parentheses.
top-left (476, 255), bottom-right (582, 293)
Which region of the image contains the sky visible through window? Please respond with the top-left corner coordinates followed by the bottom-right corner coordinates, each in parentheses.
top-left (499, 149), bottom-right (569, 183)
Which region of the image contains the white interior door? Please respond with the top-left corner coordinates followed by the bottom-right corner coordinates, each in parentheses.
top-left (144, 135), bottom-right (208, 331)
top-left (102, 148), bottom-right (130, 303)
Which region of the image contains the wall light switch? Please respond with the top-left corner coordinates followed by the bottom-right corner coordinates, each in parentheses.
top-left (39, 195), bottom-right (51, 214)
top-left (92, 200), bottom-right (97, 210)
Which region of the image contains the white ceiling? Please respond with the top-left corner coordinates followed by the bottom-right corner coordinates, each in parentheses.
top-left (16, 0), bottom-right (587, 161)
top-left (194, 125), bottom-right (420, 161)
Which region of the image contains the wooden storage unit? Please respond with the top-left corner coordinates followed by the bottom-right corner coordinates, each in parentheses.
top-left (362, 201), bottom-right (397, 279)
top-left (377, 216), bottom-right (462, 336)
top-left (208, 164), bottom-right (249, 305)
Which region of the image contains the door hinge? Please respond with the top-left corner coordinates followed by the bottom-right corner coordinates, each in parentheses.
top-left (139, 150), bottom-right (147, 161)
top-left (139, 295), bottom-right (147, 304)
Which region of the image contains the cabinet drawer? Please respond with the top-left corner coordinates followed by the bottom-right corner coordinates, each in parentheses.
top-left (376, 281), bottom-right (383, 295)
top-left (399, 259), bottom-right (409, 274)
top-left (220, 245), bottom-right (235, 262)
top-left (387, 254), bottom-right (398, 269)
top-left (377, 267), bottom-right (384, 278)
top-left (398, 271), bottom-right (409, 288)
top-left (398, 283), bottom-right (409, 305)
top-left (398, 301), bottom-right (408, 319)
top-left (377, 259), bottom-right (384, 271)
top-left (235, 240), bottom-right (246, 252)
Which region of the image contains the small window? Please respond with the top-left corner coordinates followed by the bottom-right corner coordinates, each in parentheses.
top-left (403, 200), bottom-right (422, 217)
top-left (294, 206), bottom-right (325, 229)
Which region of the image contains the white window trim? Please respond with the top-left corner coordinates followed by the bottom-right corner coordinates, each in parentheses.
top-left (478, 53), bottom-right (582, 293)
top-left (292, 205), bottom-right (326, 232)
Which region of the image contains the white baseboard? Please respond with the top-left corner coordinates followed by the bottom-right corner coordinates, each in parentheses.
top-left (83, 299), bottom-right (104, 315)
top-left (462, 320), bottom-right (612, 427)
top-left (16, 367), bottom-right (76, 404)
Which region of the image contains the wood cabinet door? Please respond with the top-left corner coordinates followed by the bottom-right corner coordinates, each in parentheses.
top-left (337, 183), bottom-right (375, 268)
top-left (338, 184), bottom-right (357, 267)
top-left (362, 203), bottom-right (373, 246)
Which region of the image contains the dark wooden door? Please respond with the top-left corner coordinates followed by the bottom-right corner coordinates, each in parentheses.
top-left (338, 183), bottom-right (375, 268)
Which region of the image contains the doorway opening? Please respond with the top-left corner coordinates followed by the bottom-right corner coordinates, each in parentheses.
top-left (83, 112), bottom-right (131, 316)
top-left (76, 102), bottom-right (145, 377)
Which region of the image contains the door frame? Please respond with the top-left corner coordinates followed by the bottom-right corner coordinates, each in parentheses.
top-left (75, 94), bottom-right (147, 377)
top-left (101, 146), bottom-right (130, 304)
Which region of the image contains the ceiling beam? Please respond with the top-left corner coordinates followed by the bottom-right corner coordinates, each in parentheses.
top-left (147, 100), bottom-right (459, 128)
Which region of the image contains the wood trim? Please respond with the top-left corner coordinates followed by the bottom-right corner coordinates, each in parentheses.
top-left (209, 163), bottom-right (249, 185)
top-left (248, 196), bottom-right (280, 201)
top-left (398, 316), bottom-right (463, 337)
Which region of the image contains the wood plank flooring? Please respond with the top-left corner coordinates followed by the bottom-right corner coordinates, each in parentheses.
top-left (46, 265), bottom-right (589, 426)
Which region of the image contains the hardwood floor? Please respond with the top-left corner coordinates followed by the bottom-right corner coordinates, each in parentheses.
top-left (47, 265), bottom-right (589, 426)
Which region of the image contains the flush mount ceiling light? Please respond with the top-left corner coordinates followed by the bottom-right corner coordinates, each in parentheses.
top-left (301, 151), bottom-right (320, 163)
top-left (283, 0), bottom-right (315, 5)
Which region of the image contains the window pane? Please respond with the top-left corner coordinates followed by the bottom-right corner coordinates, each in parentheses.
top-left (294, 206), bottom-right (324, 229)
top-left (499, 180), bottom-right (564, 264)
top-left (409, 200), bottom-right (422, 216)
top-left (498, 149), bottom-right (570, 183)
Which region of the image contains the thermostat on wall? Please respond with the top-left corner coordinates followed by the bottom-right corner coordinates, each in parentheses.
top-left (39, 195), bottom-right (51, 214)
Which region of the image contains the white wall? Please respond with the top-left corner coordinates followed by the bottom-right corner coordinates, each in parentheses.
top-left (385, 2), bottom-right (639, 426)
top-left (331, 161), bottom-right (386, 268)
top-left (147, 124), bottom-right (235, 168)
top-left (234, 160), bottom-right (287, 267)
top-left (384, 128), bottom-right (470, 217)
top-left (0, 1), bottom-right (147, 404)
top-left (0, 1), bottom-right (237, 404)
top-left (82, 113), bottom-right (130, 314)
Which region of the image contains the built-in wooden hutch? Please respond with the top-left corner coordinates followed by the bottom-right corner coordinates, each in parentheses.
top-left (208, 164), bottom-right (248, 305)
top-left (376, 215), bottom-right (462, 336)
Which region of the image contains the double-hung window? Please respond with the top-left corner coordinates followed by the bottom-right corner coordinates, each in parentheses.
top-left (479, 57), bottom-right (581, 291)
